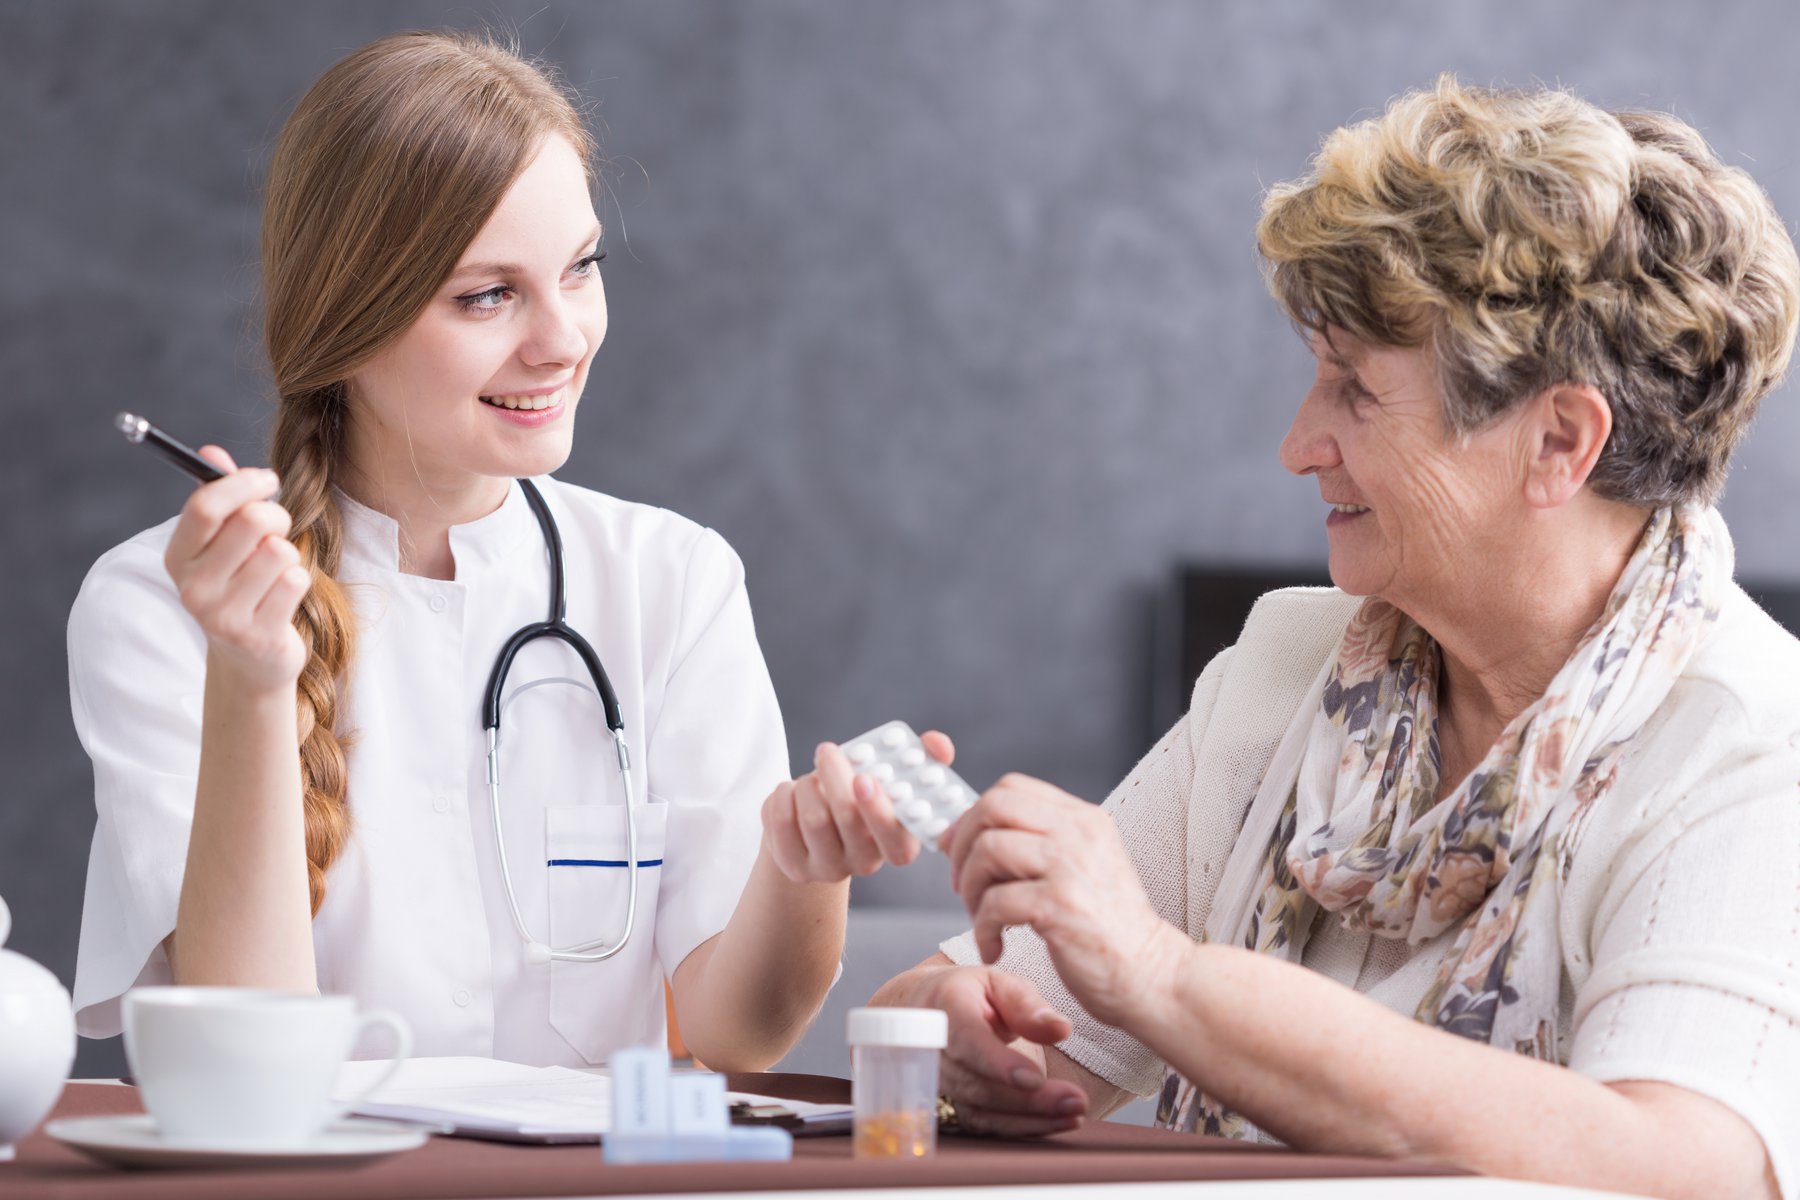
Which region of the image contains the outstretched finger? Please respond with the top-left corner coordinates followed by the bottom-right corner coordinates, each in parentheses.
top-left (939, 978), bottom-right (1046, 1091)
top-left (920, 730), bottom-right (956, 766)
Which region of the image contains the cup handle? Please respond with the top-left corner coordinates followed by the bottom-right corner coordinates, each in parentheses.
top-left (322, 1009), bottom-right (413, 1126)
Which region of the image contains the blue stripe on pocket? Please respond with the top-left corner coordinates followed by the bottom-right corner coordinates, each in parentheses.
top-left (546, 858), bottom-right (664, 868)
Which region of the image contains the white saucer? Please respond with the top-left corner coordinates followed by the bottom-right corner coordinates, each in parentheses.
top-left (45, 1114), bottom-right (428, 1169)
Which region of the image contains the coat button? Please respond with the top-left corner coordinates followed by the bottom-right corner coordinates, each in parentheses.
top-left (452, 988), bottom-right (472, 1007)
top-left (428, 594), bottom-right (448, 613)
top-left (432, 794), bottom-right (450, 814)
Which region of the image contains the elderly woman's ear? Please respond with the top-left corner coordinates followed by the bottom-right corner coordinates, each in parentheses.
top-left (1518, 382), bottom-right (1613, 509)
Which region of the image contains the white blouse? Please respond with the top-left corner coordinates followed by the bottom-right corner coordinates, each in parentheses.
top-left (69, 477), bottom-right (788, 1067)
top-left (946, 584), bottom-right (1800, 1197)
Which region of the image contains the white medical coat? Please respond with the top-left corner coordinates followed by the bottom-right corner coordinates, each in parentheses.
top-left (68, 477), bottom-right (788, 1066)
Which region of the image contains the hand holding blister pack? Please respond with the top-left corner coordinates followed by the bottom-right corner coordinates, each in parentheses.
top-left (839, 722), bottom-right (978, 852)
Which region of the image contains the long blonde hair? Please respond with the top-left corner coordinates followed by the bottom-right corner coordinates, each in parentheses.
top-left (261, 30), bottom-right (593, 913)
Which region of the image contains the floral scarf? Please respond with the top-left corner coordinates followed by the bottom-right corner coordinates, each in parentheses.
top-left (1158, 505), bottom-right (1729, 1138)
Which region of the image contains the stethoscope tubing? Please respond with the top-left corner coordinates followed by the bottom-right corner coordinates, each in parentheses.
top-left (481, 479), bottom-right (639, 964)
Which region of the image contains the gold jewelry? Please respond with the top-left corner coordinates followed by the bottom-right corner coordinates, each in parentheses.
top-left (935, 1093), bottom-right (962, 1133)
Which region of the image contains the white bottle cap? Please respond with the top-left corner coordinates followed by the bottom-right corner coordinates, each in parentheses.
top-left (846, 1006), bottom-right (948, 1049)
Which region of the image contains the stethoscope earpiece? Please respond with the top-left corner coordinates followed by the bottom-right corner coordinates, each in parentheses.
top-left (524, 941), bottom-right (554, 967)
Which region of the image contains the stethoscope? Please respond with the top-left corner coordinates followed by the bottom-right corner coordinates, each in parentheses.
top-left (482, 479), bottom-right (639, 966)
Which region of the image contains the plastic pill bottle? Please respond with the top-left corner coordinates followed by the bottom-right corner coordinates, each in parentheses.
top-left (847, 1007), bottom-right (948, 1160)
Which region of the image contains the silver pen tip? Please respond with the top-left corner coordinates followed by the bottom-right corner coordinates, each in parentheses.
top-left (115, 412), bottom-right (147, 442)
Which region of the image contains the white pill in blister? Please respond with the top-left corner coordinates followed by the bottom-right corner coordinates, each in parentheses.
top-left (840, 720), bottom-right (981, 859)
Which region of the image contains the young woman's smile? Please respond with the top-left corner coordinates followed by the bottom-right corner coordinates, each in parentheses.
top-left (479, 383), bottom-right (572, 425)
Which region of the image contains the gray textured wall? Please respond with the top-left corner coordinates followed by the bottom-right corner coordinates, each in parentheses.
top-left (7, 0), bottom-right (1800, 1076)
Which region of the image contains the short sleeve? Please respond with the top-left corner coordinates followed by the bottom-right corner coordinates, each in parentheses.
top-left (940, 648), bottom-right (1229, 1097)
top-left (1569, 746), bottom-right (1800, 1200)
top-left (645, 528), bottom-right (789, 978)
top-left (67, 526), bottom-right (206, 1037)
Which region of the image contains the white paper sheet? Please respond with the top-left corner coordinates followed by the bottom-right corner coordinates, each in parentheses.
top-left (333, 1056), bottom-right (850, 1143)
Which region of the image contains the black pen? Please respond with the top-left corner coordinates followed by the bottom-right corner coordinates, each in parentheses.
top-left (115, 413), bottom-right (227, 484)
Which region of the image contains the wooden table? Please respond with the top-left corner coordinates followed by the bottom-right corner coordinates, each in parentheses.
top-left (0, 1074), bottom-right (1461, 1199)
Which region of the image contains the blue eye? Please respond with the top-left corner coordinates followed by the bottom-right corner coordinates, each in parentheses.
top-left (457, 285), bottom-right (512, 313)
top-left (454, 248), bottom-right (602, 315)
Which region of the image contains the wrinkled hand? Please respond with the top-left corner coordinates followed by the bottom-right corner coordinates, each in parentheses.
top-left (762, 731), bottom-right (955, 883)
top-left (918, 963), bottom-right (1086, 1137)
top-left (944, 774), bottom-right (1187, 1030)
top-left (162, 447), bottom-right (309, 692)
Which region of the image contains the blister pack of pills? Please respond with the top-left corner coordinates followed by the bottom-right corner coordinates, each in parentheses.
top-left (841, 720), bottom-right (978, 852)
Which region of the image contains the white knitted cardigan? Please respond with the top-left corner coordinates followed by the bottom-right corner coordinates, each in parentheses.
top-left (944, 585), bottom-right (1800, 1196)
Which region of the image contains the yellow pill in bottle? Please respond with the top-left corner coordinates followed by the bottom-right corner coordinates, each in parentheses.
top-left (853, 1109), bottom-right (936, 1160)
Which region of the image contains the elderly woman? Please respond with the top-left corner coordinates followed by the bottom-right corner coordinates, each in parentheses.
top-left (872, 78), bottom-right (1800, 1199)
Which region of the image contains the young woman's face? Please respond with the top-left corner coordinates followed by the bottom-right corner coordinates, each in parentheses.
top-left (346, 134), bottom-right (606, 494)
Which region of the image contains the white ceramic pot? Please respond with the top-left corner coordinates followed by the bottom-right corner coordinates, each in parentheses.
top-left (0, 895), bottom-right (77, 1160)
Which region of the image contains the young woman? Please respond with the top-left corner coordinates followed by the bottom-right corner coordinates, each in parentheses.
top-left (69, 30), bottom-right (927, 1070)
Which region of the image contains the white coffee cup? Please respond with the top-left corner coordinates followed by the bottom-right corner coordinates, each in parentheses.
top-left (122, 987), bottom-right (411, 1148)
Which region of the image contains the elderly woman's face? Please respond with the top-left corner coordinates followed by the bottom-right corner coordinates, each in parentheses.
top-left (1280, 331), bottom-right (1523, 606)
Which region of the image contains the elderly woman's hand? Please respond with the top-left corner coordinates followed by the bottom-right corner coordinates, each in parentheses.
top-left (944, 775), bottom-right (1189, 1030)
top-left (907, 962), bottom-right (1088, 1137)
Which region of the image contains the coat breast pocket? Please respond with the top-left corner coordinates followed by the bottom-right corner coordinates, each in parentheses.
top-left (545, 802), bottom-right (668, 1064)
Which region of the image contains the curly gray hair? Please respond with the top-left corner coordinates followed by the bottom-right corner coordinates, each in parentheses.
top-left (1258, 75), bottom-right (1800, 505)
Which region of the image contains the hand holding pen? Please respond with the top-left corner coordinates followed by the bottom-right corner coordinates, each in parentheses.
top-left (117, 413), bottom-right (311, 690)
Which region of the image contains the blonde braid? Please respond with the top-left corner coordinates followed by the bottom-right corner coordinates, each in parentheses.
top-left (269, 389), bottom-right (357, 915)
